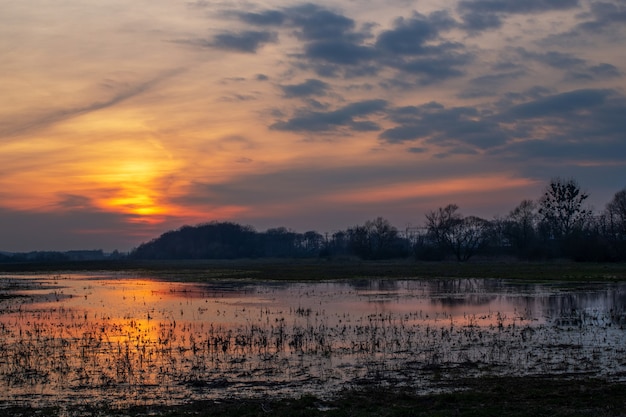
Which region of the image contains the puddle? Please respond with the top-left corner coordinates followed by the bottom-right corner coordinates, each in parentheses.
top-left (0, 273), bottom-right (625, 409)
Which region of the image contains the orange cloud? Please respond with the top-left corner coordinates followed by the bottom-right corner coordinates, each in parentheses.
top-left (322, 175), bottom-right (538, 204)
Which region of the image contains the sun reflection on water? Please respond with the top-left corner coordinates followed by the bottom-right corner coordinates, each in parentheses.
top-left (0, 274), bottom-right (624, 409)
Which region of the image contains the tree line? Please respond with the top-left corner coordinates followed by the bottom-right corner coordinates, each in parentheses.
top-left (130, 178), bottom-right (626, 262)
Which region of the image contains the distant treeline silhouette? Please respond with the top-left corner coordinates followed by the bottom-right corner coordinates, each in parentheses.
top-left (130, 178), bottom-right (626, 262)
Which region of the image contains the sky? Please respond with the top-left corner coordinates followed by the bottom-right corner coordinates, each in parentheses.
top-left (1, 0), bottom-right (625, 252)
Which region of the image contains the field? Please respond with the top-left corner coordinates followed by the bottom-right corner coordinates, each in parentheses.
top-left (1, 259), bottom-right (626, 416)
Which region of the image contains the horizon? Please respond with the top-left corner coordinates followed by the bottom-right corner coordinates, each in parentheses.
top-left (2, 0), bottom-right (625, 252)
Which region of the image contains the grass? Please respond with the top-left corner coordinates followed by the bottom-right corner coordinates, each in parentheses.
top-left (2, 258), bottom-right (626, 282)
top-left (3, 376), bottom-right (625, 416)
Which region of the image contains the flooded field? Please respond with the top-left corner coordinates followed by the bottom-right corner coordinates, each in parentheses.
top-left (1, 272), bottom-right (625, 410)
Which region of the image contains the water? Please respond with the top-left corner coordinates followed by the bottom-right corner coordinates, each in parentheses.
top-left (1, 273), bottom-right (625, 409)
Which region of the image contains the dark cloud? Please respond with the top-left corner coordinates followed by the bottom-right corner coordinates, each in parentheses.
top-left (504, 88), bottom-right (613, 119)
top-left (458, 0), bottom-right (580, 14)
top-left (458, 0), bottom-right (580, 33)
top-left (460, 11), bottom-right (502, 32)
top-left (237, 10), bottom-right (285, 26)
top-left (280, 79), bottom-right (330, 98)
top-left (226, 5), bottom-right (470, 83)
top-left (372, 12), bottom-right (471, 83)
top-left (212, 30), bottom-right (278, 53)
top-left (515, 48), bottom-right (622, 82)
top-left (287, 4), bottom-right (359, 41)
top-left (270, 99), bottom-right (387, 133)
top-left (0, 206), bottom-right (151, 252)
top-left (390, 50), bottom-right (473, 84)
top-left (304, 40), bottom-right (377, 66)
top-left (55, 194), bottom-right (94, 210)
top-left (579, 1), bottom-right (626, 31)
top-left (458, 70), bottom-right (527, 98)
top-left (375, 13), bottom-right (447, 55)
top-left (520, 49), bottom-right (586, 68)
top-left (542, 1), bottom-right (626, 45)
top-left (381, 103), bottom-right (508, 149)
top-left (379, 88), bottom-right (626, 161)
top-left (588, 63), bottom-right (621, 77)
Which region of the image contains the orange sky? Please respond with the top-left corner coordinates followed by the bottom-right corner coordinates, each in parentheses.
top-left (1, 0), bottom-right (625, 251)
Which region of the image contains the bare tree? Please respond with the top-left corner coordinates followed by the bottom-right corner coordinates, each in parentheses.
top-left (347, 217), bottom-right (404, 259)
top-left (503, 199), bottom-right (539, 257)
top-left (425, 204), bottom-right (490, 261)
top-left (606, 188), bottom-right (626, 240)
top-left (538, 178), bottom-right (591, 240)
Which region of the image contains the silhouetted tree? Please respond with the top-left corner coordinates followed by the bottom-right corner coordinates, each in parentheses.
top-left (502, 199), bottom-right (541, 259)
top-left (606, 189), bottom-right (626, 240)
top-left (347, 217), bottom-right (406, 259)
top-left (603, 188), bottom-right (626, 260)
top-left (538, 178), bottom-right (590, 240)
top-left (425, 204), bottom-right (491, 261)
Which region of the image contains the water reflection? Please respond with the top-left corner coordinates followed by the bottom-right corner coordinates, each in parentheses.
top-left (0, 274), bottom-right (625, 409)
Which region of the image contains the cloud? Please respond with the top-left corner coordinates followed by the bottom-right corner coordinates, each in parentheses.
top-left (458, 0), bottom-right (580, 15)
top-left (513, 47), bottom-right (623, 82)
top-left (579, 1), bottom-right (626, 31)
top-left (270, 99), bottom-right (387, 133)
top-left (212, 30), bottom-right (278, 53)
top-left (223, 5), bottom-right (471, 83)
top-left (459, 70), bottom-right (527, 98)
top-left (55, 194), bottom-right (94, 210)
top-left (0, 69), bottom-right (181, 139)
top-left (460, 11), bottom-right (503, 32)
top-left (457, 0), bottom-right (580, 33)
top-left (503, 88), bottom-right (613, 119)
top-left (287, 4), bottom-right (359, 41)
top-left (237, 10), bottom-right (285, 26)
top-left (375, 13), bottom-right (449, 55)
top-left (542, 1), bottom-right (626, 45)
top-left (0, 206), bottom-right (153, 252)
top-left (304, 40), bottom-right (377, 66)
top-left (280, 79), bottom-right (330, 98)
top-left (381, 103), bottom-right (508, 149)
top-left (378, 88), bottom-right (626, 161)
top-left (519, 49), bottom-right (586, 68)
top-left (587, 63), bottom-right (621, 78)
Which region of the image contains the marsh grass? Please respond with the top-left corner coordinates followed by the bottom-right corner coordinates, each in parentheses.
top-left (2, 259), bottom-right (626, 282)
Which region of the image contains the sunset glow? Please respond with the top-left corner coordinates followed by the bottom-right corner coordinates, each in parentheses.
top-left (1, 0), bottom-right (625, 251)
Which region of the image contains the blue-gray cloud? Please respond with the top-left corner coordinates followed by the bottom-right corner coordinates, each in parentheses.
top-left (377, 88), bottom-right (626, 161)
top-left (459, 70), bottom-right (527, 98)
top-left (212, 30), bottom-right (278, 53)
top-left (280, 79), bottom-right (330, 98)
top-left (542, 1), bottom-right (626, 45)
top-left (381, 103), bottom-right (508, 149)
top-left (270, 99), bottom-right (387, 132)
top-left (515, 47), bottom-right (622, 81)
top-left (457, 0), bottom-right (580, 33)
top-left (503, 88), bottom-right (613, 119)
top-left (224, 5), bottom-right (472, 83)
top-left (458, 0), bottom-right (580, 14)
top-left (237, 10), bottom-right (286, 26)
top-left (460, 11), bottom-right (503, 32)
top-left (375, 12), bottom-right (454, 55)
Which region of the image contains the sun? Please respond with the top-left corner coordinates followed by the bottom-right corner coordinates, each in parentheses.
top-left (95, 160), bottom-right (174, 221)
